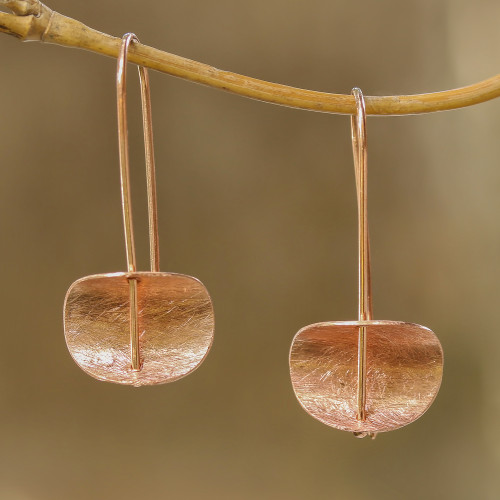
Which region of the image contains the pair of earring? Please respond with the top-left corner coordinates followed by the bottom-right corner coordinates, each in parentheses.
top-left (63, 34), bottom-right (443, 438)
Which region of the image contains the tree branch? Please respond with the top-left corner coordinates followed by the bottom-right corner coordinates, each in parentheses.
top-left (1, 0), bottom-right (500, 115)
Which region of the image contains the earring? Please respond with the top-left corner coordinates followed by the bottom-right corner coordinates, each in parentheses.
top-left (289, 88), bottom-right (443, 438)
top-left (63, 33), bottom-right (214, 387)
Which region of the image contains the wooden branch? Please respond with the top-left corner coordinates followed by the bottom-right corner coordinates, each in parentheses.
top-left (1, 0), bottom-right (500, 115)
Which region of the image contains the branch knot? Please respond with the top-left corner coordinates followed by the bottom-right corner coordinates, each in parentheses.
top-left (0, 0), bottom-right (52, 40)
top-left (1, 0), bottom-right (41, 17)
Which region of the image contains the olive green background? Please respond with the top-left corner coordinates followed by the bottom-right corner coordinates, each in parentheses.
top-left (1, 1), bottom-right (499, 498)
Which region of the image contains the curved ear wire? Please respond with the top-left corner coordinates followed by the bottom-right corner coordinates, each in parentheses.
top-left (117, 32), bottom-right (160, 274)
top-left (117, 32), bottom-right (161, 371)
top-left (350, 88), bottom-right (371, 422)
top-left (351, 87), bottom-right (372, 322)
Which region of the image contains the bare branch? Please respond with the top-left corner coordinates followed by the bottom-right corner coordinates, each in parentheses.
top-left (1, 0), bottom-right (500, 115)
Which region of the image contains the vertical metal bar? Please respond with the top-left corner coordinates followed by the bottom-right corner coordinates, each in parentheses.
top-left (128, 278), bottom-right (140, 371)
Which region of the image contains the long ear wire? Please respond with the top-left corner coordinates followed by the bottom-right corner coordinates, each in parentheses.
top-left (117, 32), bottom-right (160, 275)
top-left (350, 88), bottom-right (370, 423)
top-left (117, 32), bottom-right (161, 371)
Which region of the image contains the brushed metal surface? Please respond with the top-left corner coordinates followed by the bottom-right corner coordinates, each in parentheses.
top-left (64, 272), bottom-right (214, 386)
top-left (289, 321), bottom-right (443, 433)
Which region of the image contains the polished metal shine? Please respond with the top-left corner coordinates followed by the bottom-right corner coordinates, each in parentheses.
top-left (289, 88), bottom-right (443, 436)
top-left (64, 33), bottom-right (214, 385)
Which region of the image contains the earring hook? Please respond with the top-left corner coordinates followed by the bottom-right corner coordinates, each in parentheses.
top-left (351, 87), bottom-right (372, 421)
top-left (351, 88), bottom-right (372, 322)
top-left (117, 32), bottom-right (160, 371)
top-left (117, 32), bottom-right (160, 274)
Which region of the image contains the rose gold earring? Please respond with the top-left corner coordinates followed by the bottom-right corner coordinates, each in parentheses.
top-left (63, 33), bottom-right (214, 386)
top-left (289, 88), bottom-right (443, 438)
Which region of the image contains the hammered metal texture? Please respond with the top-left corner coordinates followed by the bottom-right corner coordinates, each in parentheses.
top-left (289, 321), bottom-right (443, 433)
top-left (64, 272), bottom-right (214, 386)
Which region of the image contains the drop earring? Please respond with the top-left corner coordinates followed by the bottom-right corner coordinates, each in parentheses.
top-left (289, 88), bottom-right (443, 437)
top-left (64, 33), bottom-right (214, 386)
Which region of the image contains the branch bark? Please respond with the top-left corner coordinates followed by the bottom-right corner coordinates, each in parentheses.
top-left (1, 0), bottom-right (500, 115)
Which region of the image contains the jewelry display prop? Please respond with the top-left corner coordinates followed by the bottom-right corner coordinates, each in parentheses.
top-left (289, 89), bottom-right (443, 438)
top-left (63, 33), bottom-right (214, 386)
top-left (1, 0), bottom-right (500, 115)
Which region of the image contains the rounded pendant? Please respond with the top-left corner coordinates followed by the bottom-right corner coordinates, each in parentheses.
top-left (64, 272), bottom-right (214, 386)
top-left (289, 320), bottom-right (443, 433)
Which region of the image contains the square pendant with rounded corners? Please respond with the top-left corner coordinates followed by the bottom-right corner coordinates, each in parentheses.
top-left (289, 320), bottom-right (443, 433)
top-left (64, 272), bottom-right (214, 386)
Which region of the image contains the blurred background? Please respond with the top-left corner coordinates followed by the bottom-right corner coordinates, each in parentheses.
top-left (1, 0), bottom-right (499, 498)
